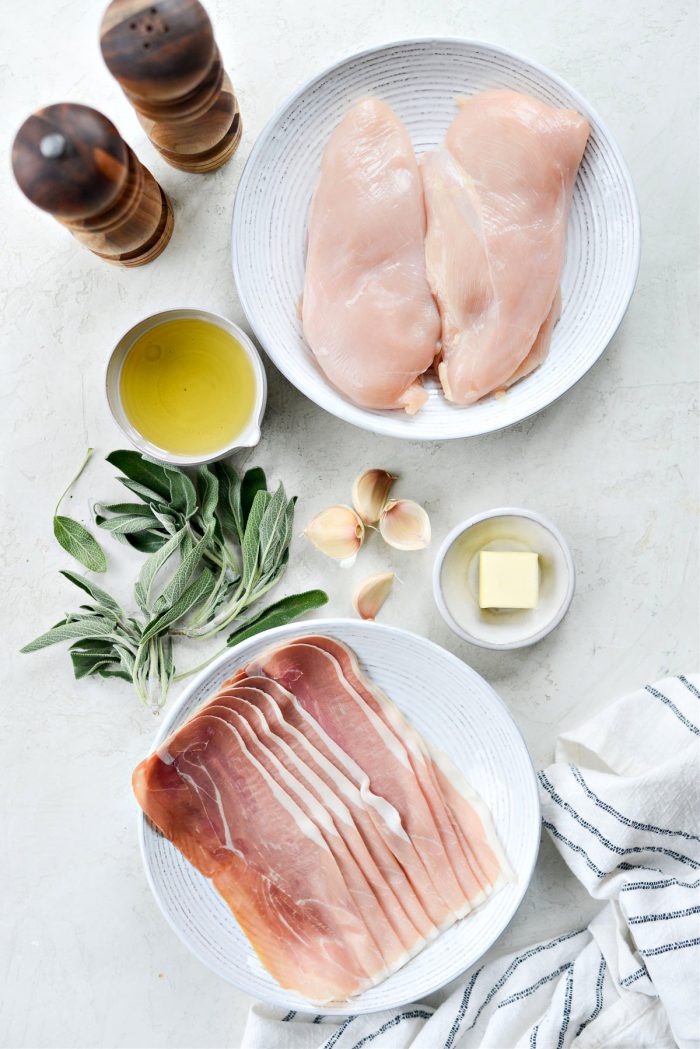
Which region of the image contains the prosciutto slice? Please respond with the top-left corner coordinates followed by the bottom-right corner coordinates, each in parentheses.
top-left (223, 678), bottom-right (440, 943)
top-left (193, 699), bottom-right (413, 973)
top-left (133, 635), bottom-right (511, 1003)
top-left (133, 713), bottom-right (381, 1001)
top-left (297, 636), bottom-right (509, 894)
top-left (245, 642), bottom-right (472, 922)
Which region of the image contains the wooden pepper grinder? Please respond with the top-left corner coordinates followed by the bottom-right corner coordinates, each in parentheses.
top-left (12, 103), bottom-right (174, 266)
top-left (100, 0), bottom-right (242, 173)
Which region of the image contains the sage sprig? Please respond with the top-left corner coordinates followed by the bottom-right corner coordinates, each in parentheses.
top-left (53, 448), bottom-right (108, 573)
top-left (22, 450), bottom-right (328, 709)
top-left (97, 453), bottom-right (302, 641)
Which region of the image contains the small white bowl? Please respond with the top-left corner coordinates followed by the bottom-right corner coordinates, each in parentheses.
top-left (433, 508), bottom-right (576, 650)
top-left (105, 307), bottom-right (267, 467)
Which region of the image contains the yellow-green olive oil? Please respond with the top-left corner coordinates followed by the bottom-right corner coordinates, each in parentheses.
top-left (120, 318), bottom-right (256, 456)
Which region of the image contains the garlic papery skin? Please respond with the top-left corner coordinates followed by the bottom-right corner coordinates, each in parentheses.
top-left (353, 571), bottom-right (395, 620)
top-left (304, 505), bottom-right (365, 561)
top-left (352, 469), bottom-right (397, 524)
top-left (379, 499), bottom-right (431, 551)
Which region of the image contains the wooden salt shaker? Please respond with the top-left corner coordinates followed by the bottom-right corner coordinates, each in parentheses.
top-left (12, 103), bottom-right (174, 266)
top-left (100, 0), bottom-right (242, 173)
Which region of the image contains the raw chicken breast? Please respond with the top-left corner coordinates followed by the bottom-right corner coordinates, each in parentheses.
top-left (422, 91), bottom-right (589, 404)
top-left (302, 98), bottom-right (440, 413)
top-left (502, 288), bottom-right (562, 390)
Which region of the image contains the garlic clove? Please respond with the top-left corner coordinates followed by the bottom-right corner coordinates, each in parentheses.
top-left (352, 468), bottom-right (397, 524)
top-left (304, 505), bottom-right (365, 561)
top-left (379, 499), bottom-right (431, 551)
top-left (353, 571), bottom-right (395, 620)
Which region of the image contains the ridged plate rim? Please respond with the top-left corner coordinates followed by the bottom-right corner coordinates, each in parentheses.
top-left (137, 618), bottom-right (540, 1014)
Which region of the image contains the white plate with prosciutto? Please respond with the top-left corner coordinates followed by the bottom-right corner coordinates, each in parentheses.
top-left (136, 620), bottom-right (540, 1013)
top-left (231, 38), bottom-right (640, 440)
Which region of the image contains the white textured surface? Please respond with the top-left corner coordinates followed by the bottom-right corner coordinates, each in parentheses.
top-left (141, 620), bottom-right (539, 1012)
top-left (233, 38), bottom-right (640, 439)
top-left (0, 0), bottom-right (697, 1047)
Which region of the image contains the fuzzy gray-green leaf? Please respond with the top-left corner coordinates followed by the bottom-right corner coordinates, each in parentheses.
top-left (107, 450), bottom-right (172, 501)
top-left (242, 489), bottom-right (270, 586)
top-left (226, 590), bottom-right (328, 647)
top-left (135, 527), bottom-right (187, 614)
top-left (59, 570), bottom-right (123, 616)
top-left (97, 502), bottom-right (157, 517)
top-left (98, 513), bottom-right (158, 536)
top-left (258, 485), bottom-right (288, 569)
top-left (140, 569), bottom-right (215, 644)
top-left (241, 467), bottom-right (267, 526)
top-left (117, 477), bottom-right (169, 507)
top-left (167, 468), bottom-right (197, 518)
top-left (54, 516), bottom-right (108, 573)
top-left (150, 507), bottom-right (180, 536)
top-left (197, 465), bottom-right (219, 530)
top-left (69, 637), bottom-right (125, 680)
top-left (21, 616), bottom-right (115, 653)
top-left (215, 461), bottom-right (243, 540)
top-left (124, 529), bottom-right (168, 554)
top-left (153, 526), bottom-right (213, 614)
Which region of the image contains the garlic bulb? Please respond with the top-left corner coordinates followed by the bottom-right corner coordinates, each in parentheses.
top-left (379, 499), bottom-right (431, 551)
top-left (304, 505), bottom-right (365, 561)
top-left (352, 468), bottom-right (397, 524)
top-left (353, 571), bottom-right (395, 620)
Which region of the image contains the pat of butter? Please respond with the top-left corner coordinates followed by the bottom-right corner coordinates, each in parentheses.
top-left (478, 550), bottom-right (539, 610)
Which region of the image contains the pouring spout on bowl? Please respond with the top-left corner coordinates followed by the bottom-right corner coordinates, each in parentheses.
top-left (239, 426), bottom-right (262, 449)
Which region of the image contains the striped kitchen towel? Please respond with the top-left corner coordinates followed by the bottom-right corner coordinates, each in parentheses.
top-left (242, 674), bottom-right (700, 1049)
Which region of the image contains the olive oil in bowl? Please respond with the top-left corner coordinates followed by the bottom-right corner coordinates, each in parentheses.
top-left (111, 314), bottom-right (264, 462)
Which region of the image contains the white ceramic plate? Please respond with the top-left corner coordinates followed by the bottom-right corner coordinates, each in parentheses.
top-left (139, 619), bottom-right (540, 1014)
top-left (231, 38), bottom-right (640, 441)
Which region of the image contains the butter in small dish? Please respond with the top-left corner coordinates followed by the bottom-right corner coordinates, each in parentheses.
top-left (433, 508), bottom-right (575, 650)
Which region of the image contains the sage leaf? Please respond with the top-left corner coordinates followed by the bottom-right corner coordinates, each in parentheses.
top-left (197, 465), bottom-right (219, 530)
top-left (54, 516), bottom-right (108, 573)
top-left (69, 638), bottom-right (128, 680)
top-left (118, 477), bottom-right (169, 505)
top-left (59, 570), bottom-right (124, 616)
top-left (167, 468), bottom-right (197, 518)
top-left (69, 638), bottom-right (117, 655)
top-left (215, 461), bottom-right (243, 540)
top-left (21, 616), bottom-right (115, 652)
top-left (153, 526), bottom-right (213, 614)
top-left (150, 507), bottom-right (180, 536)
top-left (282, 496), bottom-right (297, 551)
top-left (97, 514), bottom-right (158, 535)
top-left (226, 590), bottom-right (328, 647)
top-left (258, 485), bottom-right (288, 570)
top-left (241, 467), bottom-right (267, 526)
top-left (242, 489), bottom-right (271, 584)
top-left (140, 569), bottom-right (216, 644)
top-left (124, 529), bottom-right (168, 554)
top-left (135, 527), bottom-right (187, 614)
top-left (70, 655), bottom-right (114, 679)
top-left (97, 502), bottom-right (157, 517)
top-left (107, 450), bottom-right (172, 501)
